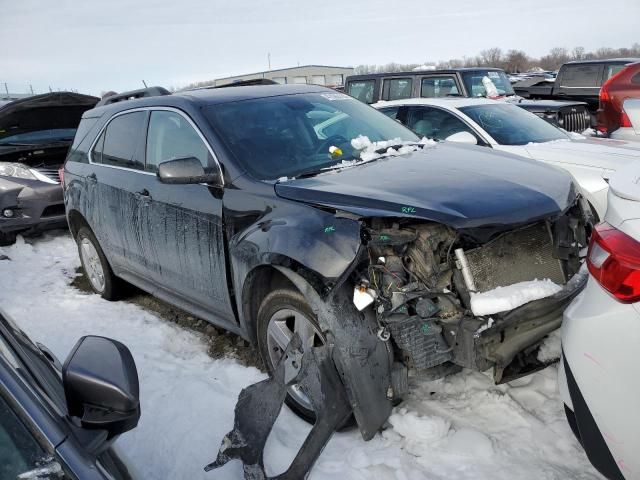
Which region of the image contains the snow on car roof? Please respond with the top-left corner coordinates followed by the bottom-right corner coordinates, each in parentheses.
top-left (372, 97), bottom-right (501, 110)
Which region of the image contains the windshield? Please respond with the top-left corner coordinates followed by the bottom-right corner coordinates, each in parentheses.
top-left (459, 103), bottom-right (567, 145)
top-left (205, 92), bottom-right (419, 180)
top-left (0, 128), bottom-right (77, 145)
top-left (460, 70), bottom-right (515, 97)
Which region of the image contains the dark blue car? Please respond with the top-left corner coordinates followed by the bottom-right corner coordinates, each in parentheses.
top-left (62, 84), bottom-right (590, 441)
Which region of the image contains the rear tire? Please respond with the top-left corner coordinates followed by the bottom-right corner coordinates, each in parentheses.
top-left (76, 227), bottom-right (122, 300)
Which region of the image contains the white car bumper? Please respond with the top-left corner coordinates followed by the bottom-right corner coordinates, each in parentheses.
top-left (560, 277), bottom-right (640, 479)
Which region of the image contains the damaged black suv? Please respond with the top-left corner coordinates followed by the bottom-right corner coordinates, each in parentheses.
top-left (63, 84), bottom-right (590, 452)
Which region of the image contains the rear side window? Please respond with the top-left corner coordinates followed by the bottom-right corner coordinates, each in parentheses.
top-left (560, 65), bottom-right (602, 87)
top-left (347, 80), bottom-right (375, 103)
top-left (421, 76), bottom-right (459, 98)
top-left (382, 78), bottom-right (413, 101)
top-left (632, 72), bottom-right (640, 85)
top-left (92, 111), bottom-right (146, 170)
top-left (145, 111), bottom-right (212, 173)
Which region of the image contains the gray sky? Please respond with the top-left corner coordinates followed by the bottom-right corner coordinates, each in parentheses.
top-left (1, 0), bottom-right (638, 96)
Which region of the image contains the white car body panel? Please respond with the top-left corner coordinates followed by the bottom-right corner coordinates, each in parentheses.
top-left (373, 97), bottom-right (640, 219)
top-left (610, 98), bottom-right (640, 142)
top-left (560, 164), bottom-right (640, 479)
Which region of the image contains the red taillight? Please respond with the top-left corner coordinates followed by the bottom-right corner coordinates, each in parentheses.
top-left (620, 110), bottom-right (632, 128)
top-left (58, 167), bottom-right (65, 187)
top-left (587, 223), bottom-right (640, 303)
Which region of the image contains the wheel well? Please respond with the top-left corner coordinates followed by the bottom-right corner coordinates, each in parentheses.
top-left (242, 266), bottom-right (298, 343)
top-left (67, 210), bottom-right (91, 239)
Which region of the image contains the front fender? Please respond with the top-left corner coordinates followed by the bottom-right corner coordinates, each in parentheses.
top-left (274, 266), bottom-right (394, 441)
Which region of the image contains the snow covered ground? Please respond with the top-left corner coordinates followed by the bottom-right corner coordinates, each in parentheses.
top-left (0, 232), bottom-right (601, 480)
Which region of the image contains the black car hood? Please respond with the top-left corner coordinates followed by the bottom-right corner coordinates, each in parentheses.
top-left (510, 97), bottom-right (588, 112)
top-left (0, 92), bottom-right (98, 142)
top-left (275, 143), bottom-right (575, 229)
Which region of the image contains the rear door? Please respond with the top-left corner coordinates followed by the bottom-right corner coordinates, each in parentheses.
top-left (88, 110), bottom-right (150, 274)
top-left (139, 108), bottom-right (234, 319)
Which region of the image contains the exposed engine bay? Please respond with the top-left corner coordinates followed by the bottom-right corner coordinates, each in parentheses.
top-left (353, 201), bottom-right (591, 388)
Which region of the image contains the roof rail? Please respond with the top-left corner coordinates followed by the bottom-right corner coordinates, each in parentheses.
top-left (96, 86), bottom-right (171, 107)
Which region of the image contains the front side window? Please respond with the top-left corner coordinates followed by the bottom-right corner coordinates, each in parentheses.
top-left (205, 92), bottom-right (418, 180)
top-left (0, 395), bottom-right (47, 479)
top-left (420, 76), bottom-right (460, 98)
top-left (145, 111), bottom-right (212, 173)
top-left (460, 70), bottom-right (515, 97)
top-left (94, 111), bottom-right (146, 170)
top-left (347, 80), bottom-right (375, 103)
top-left (406, 106), bottom-right (475, 141)
top-left (382, 78), bottom-right (413, 101)
top-left (459, 104), bottom-right (567, 145)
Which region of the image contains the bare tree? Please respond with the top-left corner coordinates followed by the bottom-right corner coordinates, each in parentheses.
top-left (479, 48), bottom-right (503, 67)
top-left (504, 50), bottom-right (530, 73)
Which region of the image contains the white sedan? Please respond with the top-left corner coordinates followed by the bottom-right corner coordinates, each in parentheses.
top-left (373, 97), bottom-right (640, 219)
top-left (558, 163), bottom-right (640, 480)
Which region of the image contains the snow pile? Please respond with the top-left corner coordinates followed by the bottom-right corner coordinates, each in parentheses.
top-left (538, 329), bottom-right (562, 362)
top-left (0, 233), bottom-right (598, 480)
top-left (471, 279), bottom-right (563, 316)
top-left (351, 135), bottom-right (435, 162)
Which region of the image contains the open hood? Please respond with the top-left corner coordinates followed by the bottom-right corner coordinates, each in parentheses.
top-left (0, 92), bottom-right (99, 142)
top-left (275, 143), bottom-right (575, 229)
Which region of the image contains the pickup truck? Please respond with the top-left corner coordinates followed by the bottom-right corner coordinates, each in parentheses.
top-left (513, 58), bottom-right (640, 116)
top-left (346, 68), bottom-right (592, 133)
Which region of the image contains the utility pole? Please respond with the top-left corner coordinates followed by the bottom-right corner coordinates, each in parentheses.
top-left (142, 80), bottom-right (148, 88)
top-left (268, 53), bottom-right (271, 71)
top-left (29, 84), bottom-right (34, 94)
top-left (4, 83), bottom-right (8, 95)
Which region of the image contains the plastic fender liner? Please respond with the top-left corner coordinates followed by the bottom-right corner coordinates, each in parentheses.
top-left (274, 266), bottom-right (393, 440)
top-left (206, 335), bottom-right (352, 479)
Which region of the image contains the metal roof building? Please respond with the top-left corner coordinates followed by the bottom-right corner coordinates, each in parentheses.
top-left (212, 65), bottom-right (354, 88)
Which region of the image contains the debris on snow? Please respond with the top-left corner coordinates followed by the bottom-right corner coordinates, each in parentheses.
top-left (470, 279), bottom-right (563, 316)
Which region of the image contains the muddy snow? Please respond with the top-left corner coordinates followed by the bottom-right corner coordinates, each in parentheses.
top-left (0, 232), bottom-right (600, 480)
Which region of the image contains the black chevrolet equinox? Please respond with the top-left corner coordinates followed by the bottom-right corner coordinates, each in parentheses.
top-left (63, 84), bottom-right (590, 441)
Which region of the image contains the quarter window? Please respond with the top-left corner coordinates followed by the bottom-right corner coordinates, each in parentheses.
top-left (145, 111), bottom-right (212, 173)
top-left (94, 111), bottom-right (146, 170)
top-left (347, 80), bottom-right (375, 103)
top-left (382, 78), bottom-right (413, 101)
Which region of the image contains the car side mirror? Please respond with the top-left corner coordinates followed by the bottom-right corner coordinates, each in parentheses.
top-left (445, 131), bottom-right (478, 145)
top-left (157, 156), bottom-right (221, 185)
top-left (63, 336), bottom-right (140, 440)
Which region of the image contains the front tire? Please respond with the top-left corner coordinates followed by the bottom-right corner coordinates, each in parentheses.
top-left (257, 289), bottom-right (326, 424)
top-left (76, 227), bottom-right (121, 300)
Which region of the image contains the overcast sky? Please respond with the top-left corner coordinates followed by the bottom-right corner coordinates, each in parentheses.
top-left (1, 0), bottom-right (638, 96)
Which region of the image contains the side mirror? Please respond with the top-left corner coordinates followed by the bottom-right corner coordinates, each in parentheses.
top-left (445, 131), bottom-right (478, 145)
top-left (63, 336), bottom-right (140, 440)
top-left (157, 157), bottom-right (221, 185)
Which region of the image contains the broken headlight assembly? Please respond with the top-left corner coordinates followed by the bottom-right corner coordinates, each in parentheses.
top-left (0, 162), bottom-right (38, 180)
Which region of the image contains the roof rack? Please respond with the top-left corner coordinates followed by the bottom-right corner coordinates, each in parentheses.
top-left (96, 86), bottom-right (171, 107)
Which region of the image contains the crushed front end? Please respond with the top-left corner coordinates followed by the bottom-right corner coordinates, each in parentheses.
top-left (354, 199), bottom-right (591, 389)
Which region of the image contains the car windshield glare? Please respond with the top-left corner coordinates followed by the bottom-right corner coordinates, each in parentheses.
top-left (205, 92), bottom-right (419, 180)
top-left (459, 104), bottom-right (568, 145)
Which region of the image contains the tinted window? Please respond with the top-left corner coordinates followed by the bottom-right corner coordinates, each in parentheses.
top-left (145, 111), bottom-right (211, 173)
top-left (460, 70), bottom-right (515, 97)
top-left (0, 396), bottom-right (46, 479)
top-left (205, 92), bottom-right (418, 180)
top-left (99, 111), bottom-right (146, 169)
top-left (420, 76), bottom-right (459, 98)
top-left (382, 78), bottom-right (413, 101)
top-left (605, 64), bottom-right (627, 80)
top-left (560, 64), bottom-right (602, 87)
top-left (347, 80), bottom-right (375, 103)
top-left (406, 106), bottom-right (475, 140)
top-left (459, 104), bottom-right (566, 145)
top-left (379, 107), bottom-right (400, 120)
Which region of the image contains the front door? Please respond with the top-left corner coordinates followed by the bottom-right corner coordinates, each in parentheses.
top-left (137, 109), bottom-right (234, 319)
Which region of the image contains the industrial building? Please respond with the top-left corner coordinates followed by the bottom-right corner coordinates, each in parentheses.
top-left (212, 65), bottom-right (354, 88)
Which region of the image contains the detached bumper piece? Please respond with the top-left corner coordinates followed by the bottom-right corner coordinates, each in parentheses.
top-left (205, 335), bottom-right (351, 480)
